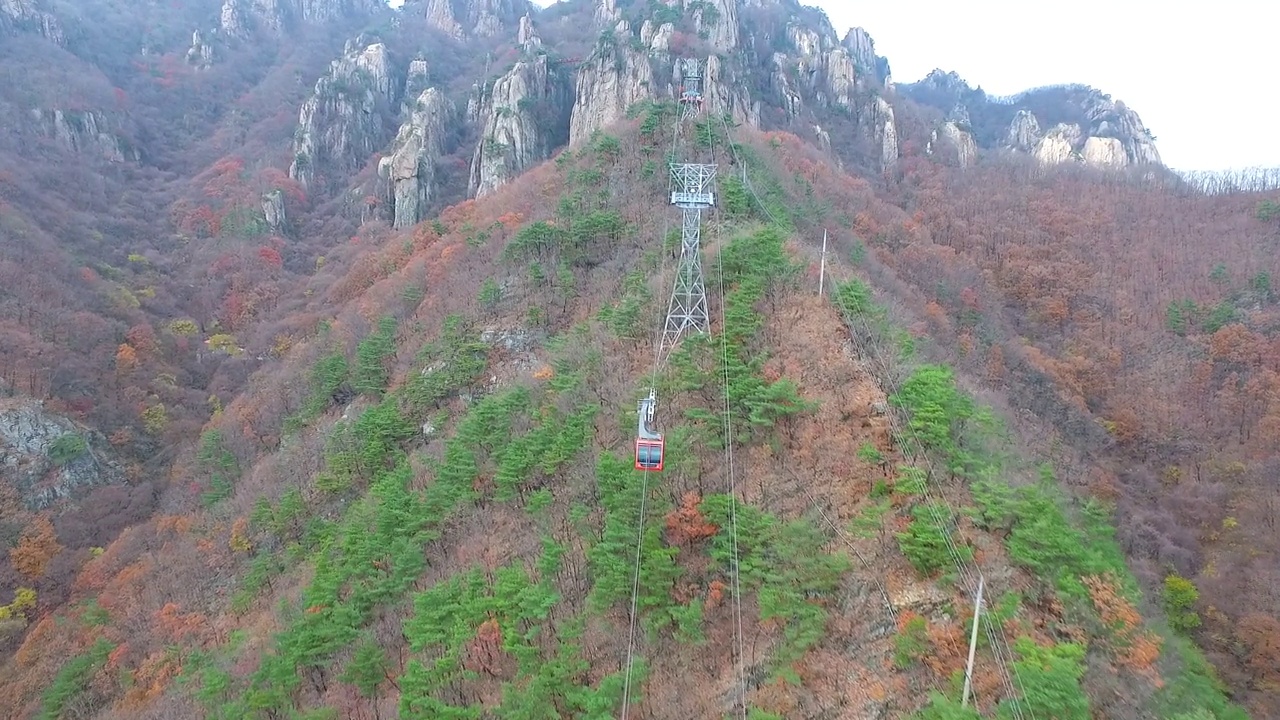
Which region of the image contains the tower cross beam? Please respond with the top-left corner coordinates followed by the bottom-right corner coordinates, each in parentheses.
top-left (660, 159), bottom-right (718, 358)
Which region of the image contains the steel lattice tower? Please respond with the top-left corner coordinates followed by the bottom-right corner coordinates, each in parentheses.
top-left (660, 60), bottom-right (716, 359)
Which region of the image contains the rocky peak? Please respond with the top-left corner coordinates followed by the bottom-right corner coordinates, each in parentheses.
top-left (469, 53), bottom-right (572, 198)
top-left (402, 56), bottom-right (431, 114)
top-left (379, 88), bottom-right (455, 228)
top-left (785, 21), bottom-right (833, 58)
top-left (919, 68), bottom-right (970, 96)
top-left (186, 29), bottom-right (216, 69)
top-left (927, 121), bottom-right (977, 169)
top-left (0, 399), bottom-right (125, 511)
top-left (568, 20), bottom-right (663, 146)
top-left (687, 0), bottom-right (737, 51)
top-left (340, 34), bottom-right (396, 95)
top-left (1033, 123), bottom-right (1083, 165)
top-left (1080, 91), bottom-right (1161, 164)
top-left (593, 0), bottom-right (621, 26)
top-left (219, 0), bottom-right (381, 36)
top-left (516, 12), bottom-right (541, 52)
top-left (416, 0), bottom-right (530, 39)
top-left (28, 109), bottom-right (140, 164)
top-left (289, 36), bottom-right (401, 189)
top-left (873, 97), bottom-right (898, 172)
top-left (296, 0), bottom-right (383, 21)
top-left (1007, 87), bottom-right (1162, 169)
top-left (901, 71), bottom-right (1163, 172)
top-left (699, 54), bottom-right (760, 129)
top-left (841, 27), bottom-right (888, 84)
top-left (1007, 109), bottom-right (1039, 151)
top-left (0, 0), bottom-right (63, 44)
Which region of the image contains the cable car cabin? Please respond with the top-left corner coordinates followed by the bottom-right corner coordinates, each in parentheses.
top-left (678, 88), bottom-right (703, 106)
top-left (634, 391), bottom-right (665, 472)
top-left (635, 437), bottom-right (664, 471)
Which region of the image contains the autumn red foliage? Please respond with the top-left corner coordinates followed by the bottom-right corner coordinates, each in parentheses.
top-left (882, 159), bottom-right (1280, 714)
top-left (664, 492), bottom-right (719, 545)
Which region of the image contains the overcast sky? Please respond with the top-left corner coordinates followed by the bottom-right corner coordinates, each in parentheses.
top-left (404, 0), bottom-right (1276, 173)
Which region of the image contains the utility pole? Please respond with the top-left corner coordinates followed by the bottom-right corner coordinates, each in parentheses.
top-left (962, 575), bottom-right (985, 708)
top-left (818, 228), bottom-right (828, 296)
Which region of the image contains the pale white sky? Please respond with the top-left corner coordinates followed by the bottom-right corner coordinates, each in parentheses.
top-left (404, 1), bottom-right (1276, 172)
top-left (816, 1), bottom-right (1276, 173)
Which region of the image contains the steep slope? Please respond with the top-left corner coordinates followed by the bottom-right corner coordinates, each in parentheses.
top-left (0, 107), bottom-right (1248, 719)
top-left (0, 0), bottom-right (1170, 482)
top-left (883, 156), bottom-right (1280, 717)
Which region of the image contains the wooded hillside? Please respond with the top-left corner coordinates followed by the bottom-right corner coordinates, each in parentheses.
top-left (0, 102), bottom-right (1264, 719)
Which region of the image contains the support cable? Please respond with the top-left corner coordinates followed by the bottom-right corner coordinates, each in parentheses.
top-left (822, 255), bottom-right (1034, 720)
top-left (706, 116), bottom-right (749, 720)
top-left (622, 62), bottom-right (723, 719)
top-left (621, 97), bottom-right (685, 720)
top-left (710, 110), bottom-right (1033, 719)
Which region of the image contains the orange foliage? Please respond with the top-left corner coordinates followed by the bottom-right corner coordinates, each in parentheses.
top-left (923, 300), bottom-right (951, 334)
top-left (98, 557), bottom-right (153, 614)
top-left (438, 198), bottom-right (477, 228)
top-left (155, 602), bottom-right (208, 642)
top-left (118, 650), bottom-right (180, 710)
top-left (115, 343), bottom-right (139, 373)
top-left (258, 167), bottom-right (308, 206)
top-left (173, 203), bottom-right (220, 237)
top-left (257, 245), bottom-right (283, 269)
top-left (1210, 324), bottom-right (1265, 367)
top-left (229, 517), bottom-right (252, 553)
top-left (203, 156), bottom-right (246, 199)
top-left (923, 620), bottom-right (967, 676)
top-left (664, 492), bottom-right (719, 545)
top-left (463, 617), bottom-right (507, 677)
top-left (704, 579), bottom-right (726, 610)
top-left (752, 676), bottom-right (799, 717)
top-left (853, 211), bottom-right (879, 238)
top-left (411, 222), bottom-right (441, 250)
top-left (107, 642), bottom-right (130, 670)
top-left (155, 515), bottom-right (193, 535)
top-left (1238, 613), bottom-right (1280, 689)
top-left (10, 515), bottom-right (62, 580)
top-left (14, 614), bottom-right (58, 666)
top-left (1083, 574), bottom-right (1163, 684)
top-left (895, 610), bottom-right (920, 633)
top-left (126, 323), bottom-right (157, 355)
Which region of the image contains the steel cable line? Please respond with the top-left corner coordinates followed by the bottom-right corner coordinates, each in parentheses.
top-left (711, 111), bottom-right (1034, 719)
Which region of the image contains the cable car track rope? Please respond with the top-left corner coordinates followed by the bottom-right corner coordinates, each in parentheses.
top-left (619, 62), bottom-right (749, 719)
top-left (708, 109), bottom-right (1034, 720)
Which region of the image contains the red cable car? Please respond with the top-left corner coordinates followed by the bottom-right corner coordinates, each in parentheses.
top-left (634, 390), bottom-right (664, 472)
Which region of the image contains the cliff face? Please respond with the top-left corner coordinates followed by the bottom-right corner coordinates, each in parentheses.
top-left (380, 87), bottom-right (455, 228)
top-left (0, 400), bottom-right (126, 511)
top-left (0, 0), bottom-right (62, 44)
top-left (218, 0), bottom-right (385, 36)
top-left (412, 0), bottom-right (531, 39)
top-left (289, 35), bottom-right (401, 190)
top-left (264, 0), bottom-right (1165, 212)
top-left (567, 19), bottom-right (667, 147)
top-left (27, 109), bottom-right (141, 163)
top-left (1, 0), bottom-right (1167, 219)
top-left (468, 17), bottom-right (573, 198)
